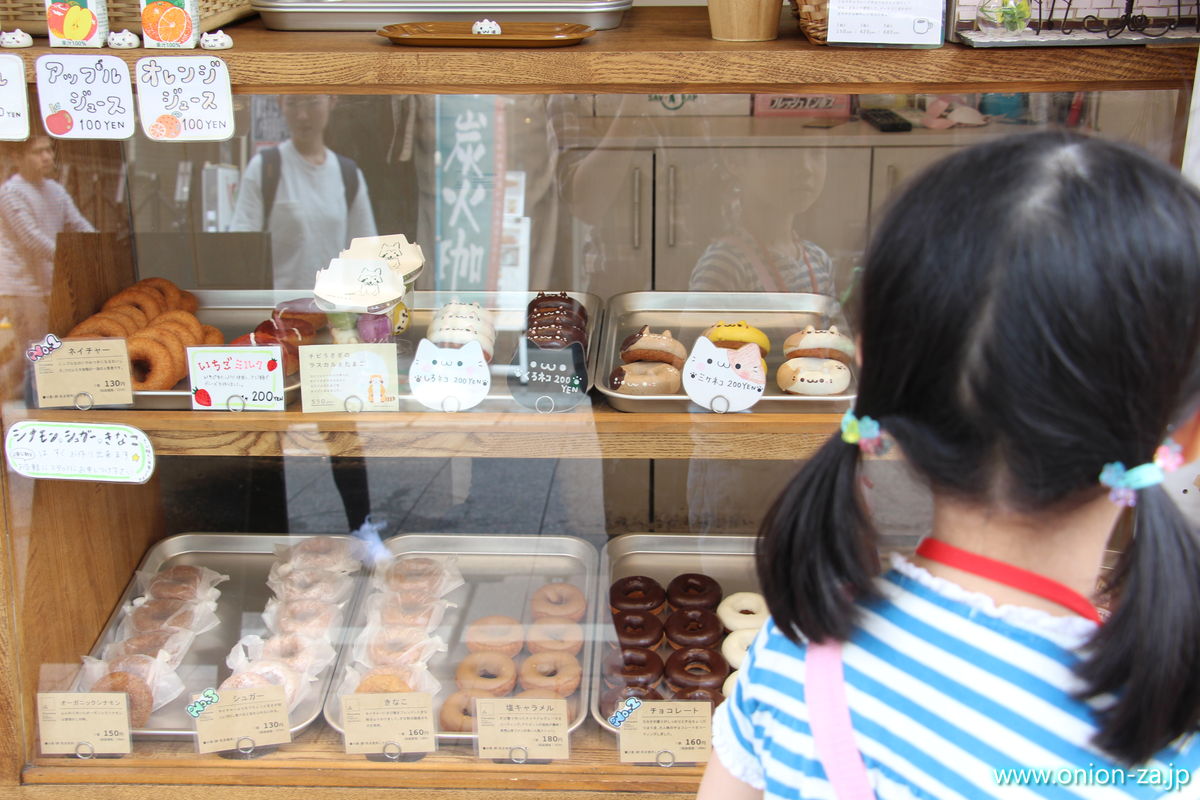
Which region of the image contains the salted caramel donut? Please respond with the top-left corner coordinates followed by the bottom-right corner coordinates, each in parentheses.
top-left (67, 312), bottom-right (133, 339)
top-left (664, 647), bottom-right (729, 694)
top-left (776, 357), bottom-right (852, 396)
top-left (600, 685), bottom-right (662, 716)
top-left (356, 667), bottom-right (415, 694)
top-left (530, 582), bottom-right (587, 622)
top-left (439, 689), bottom-right (491, 732)
top-left (601, 646), bottom-right (664, 690)
top-left (620, 326), bottom-right (688, 369)
top-left (664, 608), bottom-right (723, 650)
top-left (716, 592), bottom-right (769, 632)
top-left (609, 576), bottom-right (666, 616)
top-left (518, 651), bottom-right (582, 696)
top-left (275, 600), bottom-right (339, 638)
top-left (367, 626), bottom-right (428, 667)
top-left (201, 324), bottom-right (224, 346)
top-left (674, 687), bottom-right (724, 707)
top-left (608, 362), bottom-right (681, 396)
top-left (129, 598), bottom-right (194, 633)
top-left (126, 337), bottom-right (177, 391)
top-left (153, 310), bottom-right (203, 342)
top-left (464, 615), bottom-right (524, 658)
top-left (455, 652), bottom-right (517, 696)
top-left (103, 286), bottom-right (164, 321)
top-left (136, 278), bottom-right (184, 310)
top-left (220, 660), bottom-right (302, 707)
top-left (526, 616), bottom-right (584, 656)
top-left (611, 610), bottom-right (664, 650)
top-left (92, 670), bottom-right (154, 727)
top-left (783, 325), bottom-right (855, 365)
top-left (721, 628), bottom-right (758, 670)
top-left (667, 573), bottom-right (723, 611)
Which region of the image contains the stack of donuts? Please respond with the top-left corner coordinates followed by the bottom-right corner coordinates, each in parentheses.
top-left (610, 325), bottom-right (687, 395)
top-left (427, 300), bottom-right (497, 363)
top-left (776, 325), bottom-right (854, 396)
top-left (441, 580), bottom-right (588, 733)
top-left (604, 573), bottom-right (768, 715)
top-left (66, 277), bottom-right (221, 391)
top-left (526, 291), bottom-right (588, 355)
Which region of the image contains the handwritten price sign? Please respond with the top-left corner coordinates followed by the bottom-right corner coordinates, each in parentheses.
top-left (0, 55), bottom-right (30, 141)
top-left (35, 55), bottom-right (134, 140)
top-left (135, 57), bottom-right (233, 142)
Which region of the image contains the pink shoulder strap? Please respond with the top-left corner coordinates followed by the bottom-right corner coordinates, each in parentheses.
top-left (806, 640), bottom-right (876, 800)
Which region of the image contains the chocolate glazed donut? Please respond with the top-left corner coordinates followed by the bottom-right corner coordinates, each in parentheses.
top-left (609, 575), bottom-right (666, 615)
top-left (602, 646), bottom-right (664, 689)
top-left (673, 687), bottom-right (725, 707)
top-left (612, 610), bottom-right (665, 650)
top-left (665, 647), bottom-right (729, 693)
top-left (664, 608), bottom-right (723, 650)
top-left (667, 573), bottom-right (723, 611)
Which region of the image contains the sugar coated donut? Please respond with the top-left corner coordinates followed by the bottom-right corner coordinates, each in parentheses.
top-left (609, 361), bottom-right (681, 396)
top-left (721, 628), bottom-right (758, 670)
top-left (667, 573), bottom-right (723, 611)
top-left (439, 689), bottom-right (491, 732)
top-left (367, 626), bottom-right (428, 667)
top-left (664, 608), bottom-right (723, 650)
top-left (611, 610), bottom-right (664, 650)
top-left (664, 647), bottom-right (729, 693)
top-left (702, 320), bottom-right (771, 355)
top-left (518, 651), bottom-right (582, 696)
top-left (92, 670), bottom-right (154, 727)
top-left (776, 357), bottom-right (852, 396)
top-left (103, 286), bottom-right (164, 321)
top-left (601, 646), bottom-right (664, 689)
top-left (783, 325), bottom-right (855, 365)
top-left (356, 667), bottom-right (415, 694)
top-left (601, 685), bottom-right (662, 716)
top-left (723, 670), bottom-right (739, 698)
top-left (276, 600), bottom-right (339, 638)
top-left (455, 652), bottom-right (517, 696)
top-left (464, 615), bottom-right (524, 658)
top-left (262, 633), bottom-right (325, 673)
top-left (530, 582), bottom-right (587, 622)
top-left (609, 575), bottom-right (666, 616)
top-left (620, 325), bottom-right (688, 369)
top-left (526, 616), bottom-right (584, 656)
top-left (378, 595), bottom-right (440, 629)
top-left (717, 592), bottom-right (768, 632)
top-left (220, 660), bottom-right (302, 707)
top-left (126, 337), bottom-right (178, 391)
top-left (275, 568), bottom-right (346, 602)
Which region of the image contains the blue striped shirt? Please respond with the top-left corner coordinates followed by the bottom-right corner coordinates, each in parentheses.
top-left (712, 560), bottom-right (1199, 799)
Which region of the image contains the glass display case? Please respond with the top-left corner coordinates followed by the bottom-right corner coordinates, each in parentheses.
top-left (0, 8), bottom-right (1194, 798)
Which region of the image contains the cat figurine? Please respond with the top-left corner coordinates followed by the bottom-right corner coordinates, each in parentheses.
top-left (0, 29), bottom-right (33, 47)
top-left (357, 265), bottom-right (383, 296)
top-left (409, 338), bottom-right (490, 412)
top-left (106, 29), bottom-right (139, 48)
top-left (682, 336), bottom-right (766, 413)
top-left (199, 30), bottom-right (233, 50)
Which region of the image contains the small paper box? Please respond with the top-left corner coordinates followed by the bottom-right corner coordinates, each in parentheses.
top-left (46, 0), bottom-right (108, 47)
top-left (140, 0), bottom-right (199, 49)
top-left (753, 94), bottom-right (853, 117)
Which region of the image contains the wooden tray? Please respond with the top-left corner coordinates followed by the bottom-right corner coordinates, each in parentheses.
top-left (377, 21), bottom-right (595, 46)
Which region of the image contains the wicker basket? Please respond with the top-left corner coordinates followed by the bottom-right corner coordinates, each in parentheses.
top-left (788, 0), bottom-right (829, 44)
top-left (0, 0), bottom-right (254, 36)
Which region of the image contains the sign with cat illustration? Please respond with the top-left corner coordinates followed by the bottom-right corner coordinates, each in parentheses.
top-left (508, 341), bottom-right (588, 413)
top-left (682, 336), bottom-right (766, 413)
top-left (409, 338), bottom-right (491, 412)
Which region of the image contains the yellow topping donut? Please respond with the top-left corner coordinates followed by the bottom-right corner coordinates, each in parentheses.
top-left (702, 320), bottom-right (771, 355)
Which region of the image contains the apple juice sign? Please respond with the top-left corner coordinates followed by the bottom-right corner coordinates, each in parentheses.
top-left (36, 55), bottom-right (135, 140)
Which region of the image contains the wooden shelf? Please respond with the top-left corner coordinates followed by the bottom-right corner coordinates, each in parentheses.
top-left (17, 7), bottom-right (1198, 94)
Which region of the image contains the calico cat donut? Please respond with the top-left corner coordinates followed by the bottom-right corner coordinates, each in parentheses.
top-left (620, 326), bottom-right (687, 369)
top-left (783, 325), bottom-right (856, 365)
top-left (609, 362), bottom-right (681, 395)
top-left (702, 320), bottom-right (771, 355)
top-left (777, 357), bottom-right (851, 396)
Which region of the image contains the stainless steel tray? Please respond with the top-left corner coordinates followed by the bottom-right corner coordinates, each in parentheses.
top-left (323, 533), bottom-right (599, 745)
top-left (596, 291), bottom-right (857, 413)
top-left (591, 533), bottom-right (757, 735)
top-left (253, 0), bottom-right (630, 31)
top-left (86, 532), bottom-right (367, 740)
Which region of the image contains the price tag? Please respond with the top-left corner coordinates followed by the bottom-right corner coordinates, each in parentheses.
top-left (681, 336), bottom-right (765, 414)
top-left (409, 338), bottom-right (490, 412)
top-left (32, 336), bottom-right (133, 408)
top-left (134, 57), bottom-right (234, 142)
top-left (507, 341), bottom-right (587, 413)
top-left (35, 55), bottom-right (135, 140)
top-left (5, 420), bottom-right (154, 483)
top-left (38, 692), bottom-right (131, 756)
top-left (193, 686), bottom-right (291, 754)
top-left (0, 55), bottom-right (30, 141)
top-left (827, 0), bottom-right (943, 45)
top-left (186, 346), bottom-right (286, 411)
top-left (341, 692), bottom-right (436, 755)
top-left (300, 343), bottom-right (399, 413)
top-left (474, 697), bottom-right (569, 761)
top-left (618, 701), bottom-right (710, 765)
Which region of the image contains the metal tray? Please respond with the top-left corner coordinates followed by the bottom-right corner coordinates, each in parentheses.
top-left (254, 0), bottom-right (630, 31)
top-left (323, 533), bottom-right (599, 745)
top-left (591, 533), bottom-right (757, 735)
top-left (85, 532), bottom-right (367, 740)
top-left (596, 291), bottom-right (857, 413)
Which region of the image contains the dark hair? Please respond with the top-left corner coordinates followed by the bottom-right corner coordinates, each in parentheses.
top-left (758, 130), bottom-right (1200, 764)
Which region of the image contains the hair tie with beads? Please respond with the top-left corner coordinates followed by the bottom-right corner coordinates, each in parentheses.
top-left (1099, 439), bottom-right (1183, 507)
top-left (841, 410), bottom-right (889, 456)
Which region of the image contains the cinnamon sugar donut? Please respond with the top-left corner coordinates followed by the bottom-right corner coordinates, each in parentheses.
top-left (439, 689), bottom-right (490, 732)
top-left (103, 286), bottom-right (164, 321)
top-left (129, 598), bottom-right (194, 632)
top-left (518, 651), bottom-right (582, 696)
top-left (110, 628), bottom-right (190, 664)
top-left (464, 615), bottom-right (524, 658)
top-left (530, 582), bottom-right (587, 622)
top-left (356, 667), bottom-right (414, 694)
top-left (92, 670), bottom-right (154, 727)
top-left (126, 337), bottom-right (177, 391)
top-left (455, 652), bottom-right (517, 696)
top-left (526, 616), bottom-right (583, 656)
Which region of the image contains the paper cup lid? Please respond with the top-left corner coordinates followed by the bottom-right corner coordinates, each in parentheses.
top-left (313, 257), bottom-right (404, 314)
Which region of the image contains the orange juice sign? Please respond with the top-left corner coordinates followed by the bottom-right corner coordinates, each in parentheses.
top-left (135, 57), bottom-right (233, 142)
top-left (186, 346), bottom-right (287, 411)
top-left (35, 55), bottom-right (134, 140)
top-left (46, 0), bottom-right (108, 47)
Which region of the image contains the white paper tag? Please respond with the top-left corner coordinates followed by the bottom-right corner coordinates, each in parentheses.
top-left (299, 343), bottom-right (399, 412)
top-left (186, 346), bottom-right (286, 411)
top-left (827, 0), bottom-right (943, 45)
top-left (409, 338), bottom-right (490, 412)
top-left (38, 692), bottom-right (131, 756)
top-left (134, 57), bottom-right (234, 142)
top-left (35, 55), bottom-right (135, 140)
top-left (681, 336), bottom-right (766, 414)
top-left (5, 420), bottom-right (154, 483)
top-left (0, 55), bottom-right (31, 141)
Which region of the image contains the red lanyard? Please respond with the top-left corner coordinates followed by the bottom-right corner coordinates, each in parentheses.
top-left (915, 538), bottom-right (1102, 624)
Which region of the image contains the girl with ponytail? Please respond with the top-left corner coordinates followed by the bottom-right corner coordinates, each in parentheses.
top-left (699, 130), bottom-right (1200, 799)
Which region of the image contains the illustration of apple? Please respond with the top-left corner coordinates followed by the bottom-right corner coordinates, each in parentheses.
top-left (46, 1), bottom-right (71, 37)
top-left (45, 107), bottom-right (73, 136)
top-left (62, 4), bottom-right (98, 39)
top-left (193, 387), bottom-right (212, 407)
top-left (266, 358), bottom-right (278, 372)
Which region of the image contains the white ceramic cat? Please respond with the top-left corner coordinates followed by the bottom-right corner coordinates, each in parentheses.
top-left (200, 30), bottom-right (233, 50)
top-left (106, 29), bottom-right (139, 48)
top-left (471, 18), bottom-right (502, 34)
top-left (0, 29), bottom-right (33, 48)
top-left (682, 336), bottom-right (766, 413)
top-left (409, 338), bottom-right (491, 412)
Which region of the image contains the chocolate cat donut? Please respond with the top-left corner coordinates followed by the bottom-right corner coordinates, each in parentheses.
top-left (667, 573), bottom-right (723, 611)
top-left (526, 323), bottom-right (587, 352)
top-left (602, 646), bottom-right (664, 689)
top-left (527, 291), bottom-right (587, 325)
top-left (612, 610), bottom-right (664, 650)
top-left (609, 362), bottom-right (681, 396)
top-left (610, 575), bottom-right (667, 615)
top-left (665, 647), bottom-right (729, 693)
top-left (664, 608), bottom-right (723, 650)
top-left (528, 307), bottom-right (586, 332)
top-left (783, 325), bottom-right (855, 365)
top-left (620, 326), bottom-right (688, 369)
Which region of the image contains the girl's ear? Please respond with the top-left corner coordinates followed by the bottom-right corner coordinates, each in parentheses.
top-left (1174, 408), bottom-right (1200, 464)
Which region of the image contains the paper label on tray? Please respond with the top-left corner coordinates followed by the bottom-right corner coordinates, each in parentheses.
top-left (5, 420), bottom-right (154, 483)
top-left (37, 692), bottom-right (132, 756)
top-left (187, 346), bottom-right (286, 411)
top-left (193, 686), bottom-right (291, 754)
top-left (409, 338), bottom-right (490, 412)
top-left (0, 55), bottom-right (31, 141)
top-left (35, 55), bottom-right (135, 140)
top-left (341, 692), bottom-right (436, 755)
top-left (32, 337), bottom-right (133, 408)
top-left (682, 336), bottom-right (765, 414)
top-left (618, 701), bottom-right (710, 764)
top-left (507, 341), bottom-right (587, 413)
top-left (827, 0), bottom-right (943, 45)
top-left (134, 57), bottom-right (234, 142)
top-left (300, 343), bottom-right (399, 412)
top-left (474, 698), bottom-right (569, 761)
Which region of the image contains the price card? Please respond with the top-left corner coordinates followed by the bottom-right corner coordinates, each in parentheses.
top-left (32, 336), bottom-right (133, 408)
top-left (35, 55), bottom-right (135, 140)
top-left (5, 420), bottom-right (154, 483)
top-left (507, 341), bottom-right (588, 413)
top-left (409, 339), bottom-right (490, 412)
top-left (38, 692), bottom-right (131, 756)
top-left (0, 55), bottom-right (30, 141)
top-left (341, 692), bottom-right (436, 755)
top-left (618, 701), bottom-right (710, 765)
top-left (300, 343), bottom-right (399, 413)
top-left (474, 697), bottom-right (569, 761)
top-left (681, 336), bottom-right (765, 414)
top-left (827, 0), bottom-right (944, 46)
top-left (193, 686), bottom-right (291, 754)
top-left (135, 57), bottom-right (234, 142)
top-left (186, 346), bottom-right (287, 411)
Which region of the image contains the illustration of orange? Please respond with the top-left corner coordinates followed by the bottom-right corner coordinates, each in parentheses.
top-left (140, 0), bottom-right (173, 39)
top-left (154, 114), bottom-right (181, 138)
top-left (155, 5), bottom-right (193, 43)
top-left (147, 121), bottom-right (168, 138)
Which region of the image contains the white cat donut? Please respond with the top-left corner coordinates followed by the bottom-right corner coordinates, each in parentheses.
top-left (721, 628), bottom-right (758, 670)
top-left (682, 336), bottom-right (766, 413)
top-left (200, 30), bottom-right (234, 50)
top-left (776, 357), bottom-right (851, 396)
top-left (0, 29), bottom-right (33, 47)
top-left (409, 338), bottom-right (491, 412)
top-left (106, 29), bottom-right (140, 48)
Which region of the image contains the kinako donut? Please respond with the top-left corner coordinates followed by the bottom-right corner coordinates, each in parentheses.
top-left (102, 286), bottom-right (164, 321)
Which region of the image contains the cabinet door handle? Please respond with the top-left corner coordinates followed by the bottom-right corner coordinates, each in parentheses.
top-left (667, 164), bottom-right (677, 247)
top-left (887, 164), bottom-right (899, 193)
top-left (632, 166), bottom-right (642, 250)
